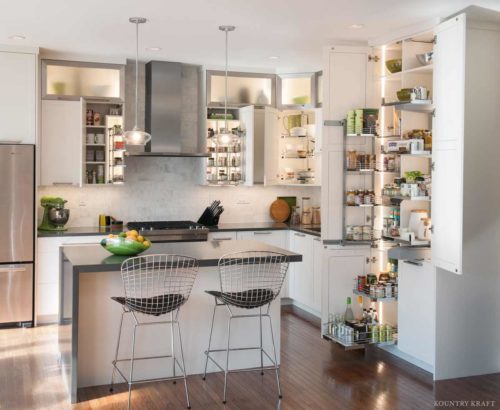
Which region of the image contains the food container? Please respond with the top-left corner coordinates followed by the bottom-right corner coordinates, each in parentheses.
top-left (345, 225), bottom-right (354, 241)
top-left (95, 133), bottom-right (105, 145)
top-left (86, 133), bottom-right (95, 144)
top-left (385, 283), bottom-right (393, 298)
top-left (362, 225), bottom-right (372, 241)
top-left (312, 207), bottom-right (321, 224)
top-left (366, 273), bottom-right (377, 285)
top-left (357, 275), bottom-right (367, 292)
top-left (347, 150), bottom-right (357, 171)
top-left (353, 226), bottom-right (363, 241)
top-left (93, 112), bottom-right (101, 126)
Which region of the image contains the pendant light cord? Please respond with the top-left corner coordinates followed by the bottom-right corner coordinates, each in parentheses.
top-left (135, 21), bottom-right (139, 129)
top-left (224, 28), bottom-right (228, 132)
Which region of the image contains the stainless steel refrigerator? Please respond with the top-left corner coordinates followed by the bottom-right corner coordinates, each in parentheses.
top-left (0, 144), bottom-right (34, 326)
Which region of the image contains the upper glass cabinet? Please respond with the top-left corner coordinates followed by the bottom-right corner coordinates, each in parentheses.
top-left (42, 60), bottom-right (125, 101)
top-left (277, 72), bottom-right (321, 109)
top-left (207, 71), bottom-right (275, 107)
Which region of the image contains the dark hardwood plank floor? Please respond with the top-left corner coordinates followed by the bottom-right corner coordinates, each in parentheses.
top-left (0, 311), bottom-right (499, 409)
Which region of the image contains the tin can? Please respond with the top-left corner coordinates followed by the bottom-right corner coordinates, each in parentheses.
top-left (357, 275), bottom-right (366, 292)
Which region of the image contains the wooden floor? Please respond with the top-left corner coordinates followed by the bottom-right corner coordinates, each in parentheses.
top-left (1, 311), bottom-right (499, 409)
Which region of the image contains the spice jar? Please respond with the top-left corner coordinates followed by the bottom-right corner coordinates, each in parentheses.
top-left (346, 190), bottom-right (356, 206)
top-left (347, 150), bottom-right (357, 170)
top-left (312, 207), bottom-right (321, 224)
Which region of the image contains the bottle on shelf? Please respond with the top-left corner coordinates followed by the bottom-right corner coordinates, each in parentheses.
top-left (344, 297), bottom-right (354, 321)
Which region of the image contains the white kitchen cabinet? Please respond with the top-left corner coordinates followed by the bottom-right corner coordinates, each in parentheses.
top-left (235, 230), bottom-right (287, 248)
top-left (321, 245), bottom-right (370, 326)
top-left (36, 235), bottom-right (103, 323)
top-left (207, 231), bottom-right (237, 241)
top-left (236, 229), bottom-right (290, 296)
top-left (431, 15), bottom-right (465, 275)
top-left (312, 236), bottom-right (323, 312)
top-left (321, 45), bottom-right (374, 241)
top-left (288, 231), bottom-right (315, 313)
top-left (40, 99), bottom-right (83, 186)
top-left (398, 260), bottom-right (435, 369)
top-left (0, 49), bottom-right (37, 144)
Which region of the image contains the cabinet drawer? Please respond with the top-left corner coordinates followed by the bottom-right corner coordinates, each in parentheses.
top-left (236, 230), bottom-right (287, 249)
top-left (208, 231), bottom-right (237, 241)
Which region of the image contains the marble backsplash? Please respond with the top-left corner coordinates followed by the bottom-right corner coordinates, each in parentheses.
top-left (38, 156), bottom-right (320, 227)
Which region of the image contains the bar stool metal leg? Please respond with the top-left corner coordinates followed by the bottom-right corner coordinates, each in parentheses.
top-left (176, 320), bottom-right (191, 409)
top-left (128, 324), bottom-right (138, 410)
top-left (259, 306), bottom-right (264, 375)
top-left (267, 315), bottom-right (282, 399)
top-left (202, 302), bottom-right (217, 380)
top-left (222, 315), bottom-right (232, 404)
top-left (109, 310), bottom-right (126, 392)
top-left (171, 311), bottom-right (176, 384)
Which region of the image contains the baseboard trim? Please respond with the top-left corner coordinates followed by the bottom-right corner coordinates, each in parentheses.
top-left (281, 302), bottom-right (321, 329)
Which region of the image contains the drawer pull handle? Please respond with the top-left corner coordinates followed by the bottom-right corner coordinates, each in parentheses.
top-left (0, 268), bottom-right (26, 273)
top-left (53, 182), bottom-right (74, 186)
top-left (254, 232), bottom-right (272, 235)
top-left (213, 237), bottom-right (233, 241)
top-left (294, 233), bottom-right (306, 237)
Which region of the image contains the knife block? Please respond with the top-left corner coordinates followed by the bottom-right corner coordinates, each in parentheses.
top-left (197, 207), bottom-right (221, 226)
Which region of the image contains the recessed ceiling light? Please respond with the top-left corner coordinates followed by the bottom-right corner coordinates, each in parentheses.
top-left (268, 56), bottom-right (279, 60)
top-left (348, 24), bottom-right (364, 29)
top-left (146, 47), bottom-right (162, 51)
top-left (9, 34), bottom-right (26, 40)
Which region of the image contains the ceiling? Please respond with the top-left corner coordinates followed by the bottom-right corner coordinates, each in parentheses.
top-left (1, 0), bottom-right (499, 72)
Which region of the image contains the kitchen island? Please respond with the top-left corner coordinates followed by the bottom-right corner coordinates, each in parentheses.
top-left (59, 240), bottom-right (302, 403)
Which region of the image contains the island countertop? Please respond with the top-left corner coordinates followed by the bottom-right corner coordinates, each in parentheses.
top-left (62, 239), bottom-right (302, 273)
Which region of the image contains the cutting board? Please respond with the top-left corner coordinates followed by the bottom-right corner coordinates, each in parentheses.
top-left (270, 199), bottom-right (291, 223)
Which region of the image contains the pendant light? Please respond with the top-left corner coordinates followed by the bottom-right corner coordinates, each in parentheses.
top-left (124, 17), bottom-right (151, 146)
top-left (215, 25), bottom-right (236, 146)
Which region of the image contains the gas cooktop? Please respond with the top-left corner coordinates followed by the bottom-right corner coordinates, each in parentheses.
top-left (126, 220), bottom-right (209, 243)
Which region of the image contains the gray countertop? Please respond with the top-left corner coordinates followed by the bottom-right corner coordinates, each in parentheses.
top-left (62, 239), bottom-right (303, 273)
top-left (40, 222), bottom-right (321, 238)
top-left (38, 226), bottom-right (123, 238)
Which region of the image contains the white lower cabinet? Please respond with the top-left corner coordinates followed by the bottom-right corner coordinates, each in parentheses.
top-left (321, 245), bottom-right (370, 324)
top-left (36, 235), bottom-right (104, 323)
top-left (398, 261), bottom-right (435, 369)
top-left (288, 231), bottom-right (322, 317)
top-left (235, 230), bottom-right (286, 248)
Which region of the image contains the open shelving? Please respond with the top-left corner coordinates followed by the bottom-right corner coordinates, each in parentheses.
top-left (83, 100), bottom-right (125, 185)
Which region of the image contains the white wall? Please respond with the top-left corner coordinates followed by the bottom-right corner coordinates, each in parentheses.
top-left (38, 156), bottom-right (320, 226)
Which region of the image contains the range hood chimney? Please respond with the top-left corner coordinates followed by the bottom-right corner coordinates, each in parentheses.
top-left (129, 61), bottom-right (208, 157)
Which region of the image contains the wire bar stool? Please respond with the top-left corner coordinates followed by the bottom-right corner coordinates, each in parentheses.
top-left (109, 254), bottom-right (199, 409)
top-left (202, 251), bottom-right (289, 404)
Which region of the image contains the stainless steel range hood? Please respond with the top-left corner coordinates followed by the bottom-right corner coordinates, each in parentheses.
top-left (128, 61), bottom-right (208, 157)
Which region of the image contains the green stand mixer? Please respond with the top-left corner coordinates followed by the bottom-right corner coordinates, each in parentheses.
top-left (38, 196), bottom-right (70, 231)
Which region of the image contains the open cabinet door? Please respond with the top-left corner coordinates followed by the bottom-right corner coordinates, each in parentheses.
top-left (238, 105), bottom-right (255, 186)
top-left (264, 106), bottom-right (280, 185)
top-left (431, 15), bottom-right (466, 275)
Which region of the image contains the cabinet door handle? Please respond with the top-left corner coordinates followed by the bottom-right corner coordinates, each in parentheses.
top-left (254, 231), bottom-right (272, 235)
top-left (294, 233), bottom-right (306, 237)
top-left (53, 182), bottom-right (74, 186)
top-left (213, 237), bottom-right (233, 241)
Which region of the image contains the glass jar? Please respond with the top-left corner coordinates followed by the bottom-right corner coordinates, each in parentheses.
top-left (355, 190), bottom-right (363, 205)
top-left (347, 150), bottom-right (357, 170)
top-left (291, 206), bottom-right (301, 225)
top-left (312, 207), bottom-right (321, 225)
top-left (346, 190), bottom-right (356, 206)
top-left (346, 225), bottom-right (354, 241)
top-left (302, 210), bottom-right (312, 225)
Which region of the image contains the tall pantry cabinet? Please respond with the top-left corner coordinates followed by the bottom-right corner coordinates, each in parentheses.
top-left (320, 6), bottom-right (500, 381)
top-left (432, 8), bottom-right (500, 380)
